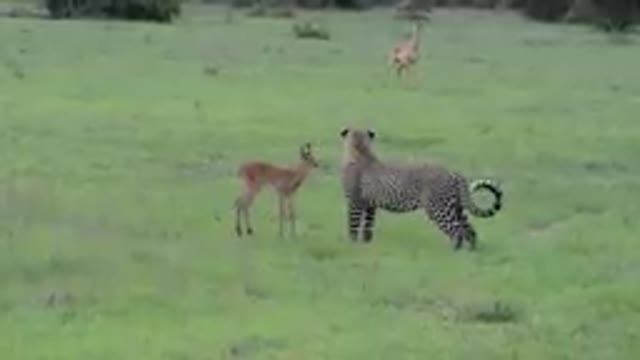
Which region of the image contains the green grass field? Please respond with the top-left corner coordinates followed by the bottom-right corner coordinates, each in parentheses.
top-left (1, 4), bottom-right (640, 359)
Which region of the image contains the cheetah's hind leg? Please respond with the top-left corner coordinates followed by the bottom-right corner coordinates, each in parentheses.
top-left (425, 201), bottom-right (478, 251)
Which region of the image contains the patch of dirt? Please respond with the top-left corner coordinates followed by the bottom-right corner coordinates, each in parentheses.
top-left (527, 212), bottom-right (573, 235)
top-left (372, 294), bottom-right (456, 317)
top-left (243, 283), bottom-right (270, 301)
top-left (583, 160), bottom-right (629, 174)
top-left (459, 300), bottom-right (520, 324)
top-left (173, 153), bottom-right (231, 179)
top-left (521, 37), bottom-right (563, 47)
top-left (527, 202), bottom-right (606, 236)
top-left (227, 335), bottom-right (286, 358)
top-left (462, 55), bottom-right (488, 65)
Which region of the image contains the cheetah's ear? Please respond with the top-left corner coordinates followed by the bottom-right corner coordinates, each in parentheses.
top-left (339, 128), bottom-right (349, 138)
top-left (367, 129), bottom-right (376, 140)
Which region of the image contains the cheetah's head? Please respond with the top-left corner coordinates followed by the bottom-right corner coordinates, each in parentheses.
top-left (339, 127), bottom-right (376, 163)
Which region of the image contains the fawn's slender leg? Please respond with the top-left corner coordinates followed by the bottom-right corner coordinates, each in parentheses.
top-left (234, 197), bottom-right (243, 236)
top-left (240, 186), bottom-right (258, 236)
top-left (278, 195), bottom-right (285, 238)
top-left (410, 63), bottom-right (420, 87)
top-left (286, 197), bottom-right (296, 238)
top-left (397, 63), bottom-right (405, 80)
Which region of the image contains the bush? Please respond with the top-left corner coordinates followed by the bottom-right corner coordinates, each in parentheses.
top-left (246, 5), bottom-right (296, 17)
top-left (497, 0), bottom-right (527, 8)
top-left (521, 0), bottom-right (639, 32)
top-left (523, 0), bottom-right (571, 21)
top-left (593, 0), bottom-right (638, 31)
top-left (245, 0), bottom-right (296, 17)
top-left (230, 0), bottom-right (254, 7)
top-left (563, 0), bottom-right (601, 23)
top-left (43, 0), bottom-right (181, 22)
top-left (472, 0), bottom-right (501, 8)
top-left (44, 0), bottom-right (96, 18)
top-left (292, 20), bottom-right (330, 40)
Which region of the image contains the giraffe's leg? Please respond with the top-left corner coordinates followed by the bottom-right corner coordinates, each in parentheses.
top-left (361, 206), bottom-right (377, 243)
top-left (347, 202), bottom-right (364, 242)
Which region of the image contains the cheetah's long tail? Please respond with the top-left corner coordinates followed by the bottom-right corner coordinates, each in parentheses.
top-left (464, 179), bottom-right (503, 218)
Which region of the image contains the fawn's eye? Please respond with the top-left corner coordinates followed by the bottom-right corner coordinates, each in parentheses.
top-left (340, 128), bottom-right (349, 138)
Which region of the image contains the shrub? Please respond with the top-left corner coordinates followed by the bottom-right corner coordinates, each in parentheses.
top-left (593, 0), bottom-right (639, 32)
top-left (246, 0), bottom-right (296, 18)
top-left (292, 20), bottom-right (331, 40)
top-left (563, 0), bottom-right (601, 23)
top-left (497, 0), bottom-right (527, 8)
top-left (394, 0), bottom-right (432, 21)
top-left (44, 0), bottom-right (96, 18)
top-left (472, 0), bottom-right (501, 8)
top-left (523, 0), bottom-right (571, 21)
top-left (461, 300), bottom-right (520, 324)
top-left (43, 0), bottom-right (181, 23)
top-left (521, 0), bottom-right (639, 32)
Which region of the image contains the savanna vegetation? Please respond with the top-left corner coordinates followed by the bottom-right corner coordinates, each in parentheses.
top-left (1, 0), bottom-right (639, 359)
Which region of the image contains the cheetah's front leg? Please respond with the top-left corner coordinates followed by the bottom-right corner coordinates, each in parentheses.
top-left (362, 207), bottom-right (377, 243)
top-left (347, 202), bottom-right (364, 242)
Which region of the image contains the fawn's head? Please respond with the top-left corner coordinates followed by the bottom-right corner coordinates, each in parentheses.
top-left (339, 127), bottom-right (376, 163)
top-left (299, 142), bottom-right (319, 168)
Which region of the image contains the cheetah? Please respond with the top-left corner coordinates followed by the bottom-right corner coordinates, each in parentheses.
top-left (339, 127), bottom-right (503, 251)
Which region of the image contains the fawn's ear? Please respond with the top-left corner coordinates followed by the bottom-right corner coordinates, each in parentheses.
top-left (300, 142), bottom-right (312, 154)
top-left (367, 129), bottom-right (376, 140)
top-left (339, 128), bottom-right (349, 138)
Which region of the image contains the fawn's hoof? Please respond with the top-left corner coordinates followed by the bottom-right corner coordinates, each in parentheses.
top-left (247, 227), bottom-right (253, 236)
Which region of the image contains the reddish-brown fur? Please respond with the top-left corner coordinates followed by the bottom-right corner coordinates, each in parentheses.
top-left (234, 143), bottom-right (319, 238)
top-left (389, 21), bottom-right (423, 80)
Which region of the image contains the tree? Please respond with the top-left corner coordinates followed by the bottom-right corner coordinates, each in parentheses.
top-left (43, 0), bottom-right (181, 23)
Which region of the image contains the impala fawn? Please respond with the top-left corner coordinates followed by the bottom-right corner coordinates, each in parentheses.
top-left (234, 143), bottom-right (319, 238)
top-left (389, 20), bottom-right (423, 80)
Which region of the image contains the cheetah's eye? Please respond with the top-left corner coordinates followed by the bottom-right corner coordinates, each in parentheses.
top-left (367, 129), bottom-right (376, 140)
